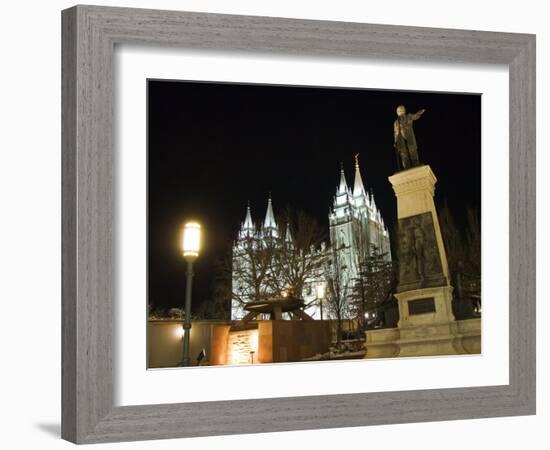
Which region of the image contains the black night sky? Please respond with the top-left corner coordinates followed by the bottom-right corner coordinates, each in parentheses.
top-left (148, 80), bottom-right (481, 311)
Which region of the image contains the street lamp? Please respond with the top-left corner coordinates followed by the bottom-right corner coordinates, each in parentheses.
top-left (316, 284), bottom-right (325, 320)
top-left (181, 221), bottom-right (201, 367)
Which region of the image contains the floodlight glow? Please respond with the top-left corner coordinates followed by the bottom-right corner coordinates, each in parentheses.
top-left (174, 326), bottom-right (185, 339)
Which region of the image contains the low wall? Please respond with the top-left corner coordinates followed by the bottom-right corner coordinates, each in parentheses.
top-left (149, 319), bottom-right (334, 367)
top-left (227, 326), bottom-right (259, 365)
top-left (210, 324), bottom-right (231, 366)
top-left (266, 320), bottom-right (331, 363)
top-left (147, 320), bottom-right (233, 368)
top-left (210, 320), bottom-right (332, 365)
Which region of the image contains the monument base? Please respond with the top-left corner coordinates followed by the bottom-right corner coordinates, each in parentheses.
top-left (395, 285), bottom-right (455, 328)
top-left (365, 285), bottom-right (480, 358)
top-left (378, 160), bottom-right (481, 358)
top-left (365, 318), bottom-right (481, 358)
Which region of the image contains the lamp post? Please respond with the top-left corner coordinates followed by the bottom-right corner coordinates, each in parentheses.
top-left (181, 221), bottom-right (201, 367)
top-left (316, 284), bottom-right (325, 320)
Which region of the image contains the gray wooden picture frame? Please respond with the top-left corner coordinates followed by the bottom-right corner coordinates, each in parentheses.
top-left (62, 5), bottom-right (536, 444)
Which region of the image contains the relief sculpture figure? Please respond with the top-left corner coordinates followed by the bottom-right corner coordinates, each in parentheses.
top-left (397, 213), bottom-right (446, 292)
top-left (411, 220), bottom-right (426, 280)
top-left (399, 228), bottom-right (417, 284)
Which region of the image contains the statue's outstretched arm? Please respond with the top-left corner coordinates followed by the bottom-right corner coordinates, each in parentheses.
top-left (411, 109), bottom-right (426, 120)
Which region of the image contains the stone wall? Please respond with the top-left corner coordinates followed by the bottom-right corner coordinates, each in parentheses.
top-left (147, 320), bottom-right (233, 368)
top-left (149, 319), bottom-right (335, 367)
top-left (260, 320), bottom-right (331, 363)
top-left (209, 320), bottom-right (332, 365)
top-left (226, 327), bottom-right (259, 365)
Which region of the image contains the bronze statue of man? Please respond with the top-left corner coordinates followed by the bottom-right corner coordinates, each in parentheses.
top-left (393, 105), bottom-right (426, 170)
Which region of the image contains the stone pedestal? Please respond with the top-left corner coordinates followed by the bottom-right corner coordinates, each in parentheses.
top-left (366, 318), bottom-right (481, 358)
top-left (365, 165), bottom-right (480, 358)
top-left (389, 165), bottom-right (450, 294)
top-left (395, 286), bottom-right (454, 328)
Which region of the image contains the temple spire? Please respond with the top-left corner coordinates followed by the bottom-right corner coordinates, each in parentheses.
top-left (370, 189), bottom-right (378, 212)
top-left (264, 194), bottom-right (277, 230)
top-left (238, 201), bottom-right (255, 239)
top-left (337, 162), bottom-right (348, 195)
top-left (352, 153), bottom-right (366, 198)
top-left (285, 221), bottom-right (292, 244)
top-left (243, 201), bottom-right (253, 229)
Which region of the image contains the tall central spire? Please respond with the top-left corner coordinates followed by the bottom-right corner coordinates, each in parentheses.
top-left (352, 153), bottom-right (366, 198)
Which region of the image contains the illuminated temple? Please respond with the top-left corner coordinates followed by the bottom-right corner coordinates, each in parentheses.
top-left (231, 157), bottom-right (392, 320)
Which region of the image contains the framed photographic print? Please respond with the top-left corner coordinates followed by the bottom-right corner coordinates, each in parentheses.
top-left (62, 5), bottom-right (536, 444)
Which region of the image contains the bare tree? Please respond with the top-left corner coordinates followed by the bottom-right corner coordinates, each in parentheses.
top-left (195, 269), bottom-right (232, 321)
top-left (270, 208), bottom-right (327, 300)
top-left (323, 247), bottom-right (352, 350)
top-left (438, 202), bottom-right (481, 318)
top-left (210, 228), bottom-right (280, 321)
top-left (208, 251), bottom-right (234, 316)
top-left (350, 244), bottom-right (394, 334)
top-left (438, 200), bottom-right (465, 276)
top-left (462, 206), bottom-right (481, 314)
top-left (231, 230), bottom-right (279, 310)
top-left (438, 201), bottom-right (481, 279)
top-left (465, 206), bottom-right (481, 277)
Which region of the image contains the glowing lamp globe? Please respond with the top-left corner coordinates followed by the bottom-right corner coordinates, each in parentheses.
top-left (182, 222), bottom-right (201, 261)
top-left (316, 284), bottom-right (325, 299)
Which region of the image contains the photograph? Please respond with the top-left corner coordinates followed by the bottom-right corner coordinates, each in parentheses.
top-left (2, 0), bottom-right (541, 447)
top-left (146, 80), bottom-right (482, 368)
top-left (147, 79), bottom-right (481, 368)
